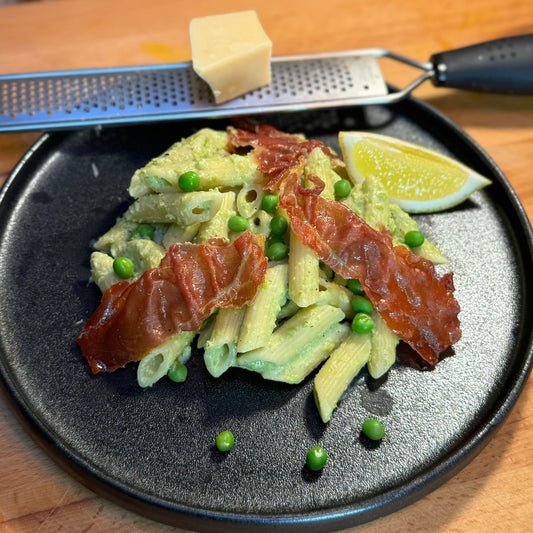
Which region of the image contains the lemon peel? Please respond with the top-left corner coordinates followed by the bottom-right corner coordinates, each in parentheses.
top-left (339, 131), bottom-right (492, 213)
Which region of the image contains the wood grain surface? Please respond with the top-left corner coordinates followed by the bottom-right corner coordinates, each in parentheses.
top-left (1, 1), bottom-right (532, 532)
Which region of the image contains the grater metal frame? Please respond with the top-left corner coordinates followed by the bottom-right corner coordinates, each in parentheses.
top-left (0, 49), bottom-right (434, 132)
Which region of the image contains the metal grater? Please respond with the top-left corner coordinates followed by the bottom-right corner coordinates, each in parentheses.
top-left (0, 50), bottom-right (431, 132)
top-left (1, 35), bottom-right (532, 132)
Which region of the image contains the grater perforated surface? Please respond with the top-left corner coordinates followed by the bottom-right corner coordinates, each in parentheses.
top-left (0, 54), bottom-right (388, 131)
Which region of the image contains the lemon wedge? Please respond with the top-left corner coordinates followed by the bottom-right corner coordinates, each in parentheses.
top-left (339, 131), bottom-right (492, 213)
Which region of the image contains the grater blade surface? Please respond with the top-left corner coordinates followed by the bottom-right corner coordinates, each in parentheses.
top-left (0, 53), bottom-right (390, 132)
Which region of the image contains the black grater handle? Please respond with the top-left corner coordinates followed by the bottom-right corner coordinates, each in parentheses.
top-left (430, 34), bottom-right (533, 94)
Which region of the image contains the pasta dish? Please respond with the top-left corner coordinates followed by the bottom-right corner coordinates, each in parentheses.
top-left (77, 122), bottom-right (463, 423)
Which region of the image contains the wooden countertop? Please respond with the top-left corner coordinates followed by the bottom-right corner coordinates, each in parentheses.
top-left (1, 1), bottom-right (532, 531)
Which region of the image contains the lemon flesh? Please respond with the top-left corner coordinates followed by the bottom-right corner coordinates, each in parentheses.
top-left (339, 132), bottom-right (492, 213)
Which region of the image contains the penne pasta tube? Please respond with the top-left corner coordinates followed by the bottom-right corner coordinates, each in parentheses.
top-left (317, 277), bottom-right (355, 319)
top-left (277, 299), bottom-right (300, 320)
top-left (90, 239), bottom-right (166, 293)
top-left (236, 183), bottom-right (264, 218)
top-left (186, 151), bottom-right (262, 189)
top-left (304, 146), bottom-right (340, 200)
top-left (128, 129), bottom-right (262, 197)
top-left (196, 313), bottom-right (216, 349)
top-left (137, 331), bottom-right (195, 388)
top-left (204, 307), bottom-right (244, 377)
top-left (362, 172), bottom-right (390, 231)
top-left (388, 203), bottom-right (448, 264)
top-left (288, 230), bottom-right (320, 307)
top-left (341, 183), bottom-right (365, 218)
top-left (93, 217), bottom-right (136, 255)
top-left (342, 174), bottom-right (447, 264)
top-left (163, 222), bottom-right (200, 248)
top-left (124, 191), bottom-right (223, 226)
top-left (367, 311), bottom-right (400, 379)
top-left (237, 264), bottom-right (288, 353)
top-left (197, 191), bottom-right (236, 243)
top-left (313, 332), bottom-right (371, 423)
top-left (90, 252), bottom-right (121, 293)
top-left (113, 239), bottom-right (166, 271)
top-left (246, 209), bottom-right (273, 237)
top-left (236, 304), bottom-right (344, 367)
top-left (260, 322), bottom-right (350, 384)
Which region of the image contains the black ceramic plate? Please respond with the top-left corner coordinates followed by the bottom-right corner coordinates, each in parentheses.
top-left (1, 100), bottom-right (533, 533)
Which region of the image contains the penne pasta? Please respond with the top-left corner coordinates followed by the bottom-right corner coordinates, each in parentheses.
top-left (163, 222), bottom-right (200, 248)
top-left (90, 251), bottom-right (121, 293)
top-left (388, 203), bottom-right (448, 264)
top-left (113, 239), bottom-right (166, 271)
top-left (362, 172), bottom-right (390, 231)
top-left (124, 190), bottom-right (224, 226)
top-left (284, 151), bottom-right (341, 307)
top-left (236, 183), bottom-right (264, 218)
top-left (128, 128), bottom-right (262, 198)
top-left (204, 307), bottom-right (244, 377)
top-left (237, 263), bottom-right (288, 353)
top-left (304, 146), bottom-right (341, 200)
top-left (93, 217), bottom-right (136, 256)
top-left (90, 239), bottom-right (166, 292)
top-left (341, 182), bottom-right (365, 218)
top-left (313, 332), bottom-right (371, 423)
top-left (260, 322), bottom-right (350, 384)
top-left (137, 331), bottom-right (196, 388)
top-left (197, 191), bottom-right (236, 243)
top-left (288, 230), bottom-right (320, 307)
top-left (236, 304), bottom-right (344, 367)
top-left (246, 209), bottom-right (272, 237)
top-left (367, 311), bottom-right (400, 379)
top-left (316, 277), bottom-right (355, 319)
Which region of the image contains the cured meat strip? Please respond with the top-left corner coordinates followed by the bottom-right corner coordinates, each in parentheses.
top-left (230, 121), bottom-right (343, 189)
top-left (230, 124), bottom-right (461, 365)
top-left (283, 172), bottom-right (460, 365)
top-left (78, 232), bottom-right (267, 373)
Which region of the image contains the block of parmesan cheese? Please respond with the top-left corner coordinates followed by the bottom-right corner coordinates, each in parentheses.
top-left (190, 11), bottom-right (272, 104)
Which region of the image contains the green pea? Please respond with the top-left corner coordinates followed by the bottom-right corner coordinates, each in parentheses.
top-left (131, 223), bottom-right (154, 240)
top-left (167, 362), bottom-right (187, 383)
top-left (347, 278), bottom-right (364, 295)
top-left (216, 430), bottom-right (234, 452)
top-left (267, 235), bottom-right (285, 247)
top-left (351, 312), bottom-right (374, 334)
top-left (178, 170), bottom-right (200, 192)
top-left (113, 257), bottom-right (134, 279)
top-left (405, 230), bottom-right (425, 248)
top-left (267, 242), bottom-right (289, 261)
top-left (306, 446), bottom-right (328, 471)
top-left (350, 295), bottom-right (374, 314)
top-left (334, 179), bottom-right (352, 198)
top-left (228, 215), bottom-right (248, 233)
top-left (362, 418), bottom-right (385, 441)
top-left (270, 215), bottom-right (288, 236)
top-left (261, 193), bottom-right (279, 213)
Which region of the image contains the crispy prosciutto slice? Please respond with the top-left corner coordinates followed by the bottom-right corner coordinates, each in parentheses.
top-left (230, 120), bottom-right (343, 189)
top-left (78, 232), bottom-right (267, 374)
top-left (230, 124), bottom-right (461, 366)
